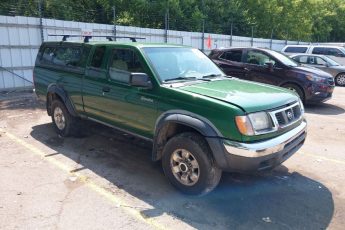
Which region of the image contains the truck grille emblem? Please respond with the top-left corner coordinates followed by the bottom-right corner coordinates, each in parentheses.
top-left (286, 110), bottom-right (294, 120)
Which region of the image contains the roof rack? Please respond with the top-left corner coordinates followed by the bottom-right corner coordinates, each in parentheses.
top-left (47, 34), bottom-right (145, 43)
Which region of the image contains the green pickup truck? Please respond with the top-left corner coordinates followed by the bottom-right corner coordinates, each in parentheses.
top-left (34, 37), bottom-right (307, 195)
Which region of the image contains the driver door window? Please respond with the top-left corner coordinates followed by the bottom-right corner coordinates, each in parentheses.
top-left (108, 49), bottom-right (145, 84)
top-left (315, 57), bottom-right (327, 66)
top-left (245, 50), bottom-right (275, 66)
top-left (297, 56), bottom-right (308, 64)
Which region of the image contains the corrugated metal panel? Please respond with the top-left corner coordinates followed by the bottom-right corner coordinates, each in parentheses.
top-left (0, 15), bottom-right (302, 90)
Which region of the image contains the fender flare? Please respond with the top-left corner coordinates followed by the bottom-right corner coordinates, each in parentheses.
top-left (46, 84), bottom-right (78, 117)
top-left (152, 110), bottom-right (229, 169)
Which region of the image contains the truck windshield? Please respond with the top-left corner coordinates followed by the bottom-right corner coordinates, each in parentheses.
top-left (143, 47), bottom-right (225, 83)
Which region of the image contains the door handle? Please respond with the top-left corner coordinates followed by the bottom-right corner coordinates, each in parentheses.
top-left (102, 86), bottom-right (111, 93)
top-left (244, 67), bottom-right (250, 72)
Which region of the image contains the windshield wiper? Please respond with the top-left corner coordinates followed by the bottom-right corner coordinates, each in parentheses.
top-left (163, 76), bottom-right (197, 82)
top-left (202, 73), bottom-right (225, 79)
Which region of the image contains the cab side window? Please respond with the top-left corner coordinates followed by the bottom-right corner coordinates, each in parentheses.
top-left (52, 47), bottom-right (82, 66)
top-left (91, 46), bottom-right (106, 68)
top-left (41, 47), bottom-right (55, 64)
top-left (108, 49), bottom-right (145, 83)
top-left (244, 50), bottom-right (275, 66)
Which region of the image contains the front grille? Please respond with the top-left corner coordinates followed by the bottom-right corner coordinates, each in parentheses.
top-left (275, 113), bottom-right (285, 125)
top-left (270, 103), bottom-right (302, 128)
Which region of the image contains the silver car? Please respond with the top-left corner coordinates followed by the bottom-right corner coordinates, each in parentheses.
top-left (290, 54), bottom-right (345, 86)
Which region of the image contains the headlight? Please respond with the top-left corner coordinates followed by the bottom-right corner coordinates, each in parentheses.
top-left (235, 112), bottom-right (273, 136)
top-left (306, 75), bottom-right (326, 83)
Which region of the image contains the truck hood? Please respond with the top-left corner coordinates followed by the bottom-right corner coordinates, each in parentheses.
top-left (179, 79), bottom-right (298, 113)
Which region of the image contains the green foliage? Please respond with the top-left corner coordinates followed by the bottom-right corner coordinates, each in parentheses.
top-left (1, 0), bottom-right (345, 42)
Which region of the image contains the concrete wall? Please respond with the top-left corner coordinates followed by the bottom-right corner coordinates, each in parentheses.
top-left (0, 15), bottom-right (307, 90)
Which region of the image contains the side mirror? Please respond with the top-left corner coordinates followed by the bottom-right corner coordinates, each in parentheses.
top-left (265, 62), bottom-right (274, 71)
top-left (130, 73), bottom-right (153, 89)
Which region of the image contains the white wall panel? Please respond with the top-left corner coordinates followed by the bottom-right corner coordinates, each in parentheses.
top-left (0, 27), bottom-right (9, 45)
top-left (0, 49), bottom-right (12, 67)
top-left (3, 71), bottom-right (15, 88)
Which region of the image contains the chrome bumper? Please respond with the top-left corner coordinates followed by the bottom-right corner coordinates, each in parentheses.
top-left (223, 120), bottom-right (307, 158)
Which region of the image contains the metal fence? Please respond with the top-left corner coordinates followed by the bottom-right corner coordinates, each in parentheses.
top-left (0, 15), bottom-right (308, 91)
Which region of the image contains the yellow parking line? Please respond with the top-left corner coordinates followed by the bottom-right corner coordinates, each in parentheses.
top-left (0, 129), bottom-right (167, 230)
top-left (300, 151), bottom-right (345, 165)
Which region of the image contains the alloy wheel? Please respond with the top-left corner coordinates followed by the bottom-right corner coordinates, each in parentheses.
top-left (170, 149), bottom-right (200, 186)
top-left (53, 107), bottom-right (66, 130)
top-left (336, 74), bottom-right (345, 86)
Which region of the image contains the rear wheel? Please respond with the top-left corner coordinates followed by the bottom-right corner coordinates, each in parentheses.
top-left (162, 132), bottom-right (222, 196)
top-left (51, 100), bottom-right (78, 137)
top-left (335, 73), bottom-right (345, 86)
top-left (282, 83), bottom-right (304, 102)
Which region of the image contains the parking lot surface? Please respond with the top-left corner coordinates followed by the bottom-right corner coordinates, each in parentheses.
top-left (1, 88), bottom-right (345, 230)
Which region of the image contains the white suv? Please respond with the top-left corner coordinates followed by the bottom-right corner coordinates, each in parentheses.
top-left (282, 45), bottom-right (345, 65)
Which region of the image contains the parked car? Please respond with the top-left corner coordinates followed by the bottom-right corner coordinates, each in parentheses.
top-left (209, 47), bottom-right (335, 103)
top-left (290, 54), bottom-right (345, 86)
top-left (34, 37), bottom-right (307, 195)
top-left (281, 45), bottom-right (345, 65)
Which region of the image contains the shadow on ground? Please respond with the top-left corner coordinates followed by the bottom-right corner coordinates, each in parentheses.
top-left (30, 121), bottom-right (334, 230)
top-left (305, 102), bottom-right (345, 115)
top-left (0, 93), bottom-right (44, 111)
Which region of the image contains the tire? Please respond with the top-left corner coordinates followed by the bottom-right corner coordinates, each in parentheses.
top-left (51, 100), bottom-right (78, 137)
top-left (282, 83), bottom-right (305, 102)
top-left (335, 73), bottom-right (345, 86)
top-left (162, 132), bottom-right (222, 196)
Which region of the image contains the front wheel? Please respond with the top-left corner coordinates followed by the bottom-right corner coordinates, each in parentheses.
top-left (282, 83), bottom-right (305, 102)
top-left (51, 100), bottom-right (78, 137)
top-left (335, 73), bottom-right (345, 86)
top-left (162, 132), bottom-right (222, 196)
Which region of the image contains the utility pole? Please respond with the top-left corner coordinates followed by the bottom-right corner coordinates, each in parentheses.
top-left (270, 29), bottom-right (273, 49)
top-left (164, 8), bottom-right (169, 43)
top-left (230, 22), bottom-right (233, 47)
top-left (112, 6), bottom-right (116, 41)
top-left (285, 30), bottom-right (288, 45)
top-left (201, 0), bottom-right (205, 51)
top-left (251, 26), bottom-right (254, 47)
top-left (201, 19), bottom-right (205, 51)
top-left (38, 0), bottom-right (44, 42)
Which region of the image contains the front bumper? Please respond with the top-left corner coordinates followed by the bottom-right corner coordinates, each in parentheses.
top-left (306, 82), bottom-right (334, 103)
top-left (221, 120), bottom-right (307, 172)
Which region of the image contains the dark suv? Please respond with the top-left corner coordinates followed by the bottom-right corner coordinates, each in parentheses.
top-left (209, 47), bottom-right (335, 103)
